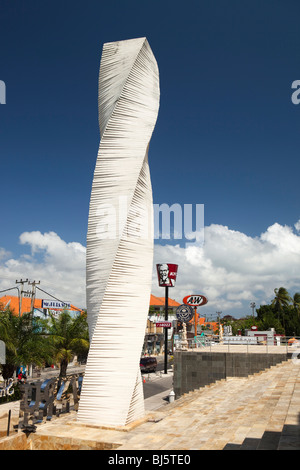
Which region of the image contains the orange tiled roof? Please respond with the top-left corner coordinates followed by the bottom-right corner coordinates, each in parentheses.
top-left (196, 317), bottom-right (219, 332)
top-left (150, 294), bottom-right (180, 307)
top-left (0, 294), bottom-right (180, 316)
top-left (0, 295), bottom-right (82, 316)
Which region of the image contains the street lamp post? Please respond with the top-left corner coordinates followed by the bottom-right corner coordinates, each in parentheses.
top-left (250, 302), bottom-right (256, 324)
top-left (216, 311), bottom-right (222, 333)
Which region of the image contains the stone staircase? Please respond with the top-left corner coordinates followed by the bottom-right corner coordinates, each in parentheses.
top-left (119, 359), bottom-right (300, 450)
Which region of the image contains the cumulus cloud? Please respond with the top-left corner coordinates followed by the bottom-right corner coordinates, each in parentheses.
top-left (1, 221), bottom-right (300, 316)
top-left (0, 231), bottom-right (86, 308)
top-left (152, 220), bottom-right (300, 316)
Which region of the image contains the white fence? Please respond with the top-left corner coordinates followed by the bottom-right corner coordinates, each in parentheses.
top-left (174, 335), bottom-right (300, 355)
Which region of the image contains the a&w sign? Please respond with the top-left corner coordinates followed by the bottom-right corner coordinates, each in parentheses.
top-left (183, 295), bottom-right (208, 307)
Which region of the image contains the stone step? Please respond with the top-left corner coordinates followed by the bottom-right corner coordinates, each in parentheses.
top-left (158, 360), bottom-right (299, 450)
top-left (219, 360), bottom-right (300, 450)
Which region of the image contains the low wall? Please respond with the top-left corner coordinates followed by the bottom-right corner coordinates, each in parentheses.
top-left (0, 432), bottom-right (29, 450)
top-left (0, 401), bottom-right (20, 438)
top-left (173, 350), bottom-right (291, 398)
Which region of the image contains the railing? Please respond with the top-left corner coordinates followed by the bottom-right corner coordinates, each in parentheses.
top-left (174, 336), bottom-right (300, 356)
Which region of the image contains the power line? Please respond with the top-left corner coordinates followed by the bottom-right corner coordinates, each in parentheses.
top-left (36, 286), bottom-right (84, 312)
top-left (0, 282), bottom-right (83, 313)
top-left (0, 287), bottom-right (20, 294)
top-left (36, 286), bottom-right (68, 304)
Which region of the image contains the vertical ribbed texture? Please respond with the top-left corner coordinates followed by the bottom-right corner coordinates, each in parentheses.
top-left (77, 38), bottom-right (160, 427)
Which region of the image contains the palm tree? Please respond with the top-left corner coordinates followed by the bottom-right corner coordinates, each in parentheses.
top-left (272, 287), bottom-right (292, 311)
top-left (0, 309), bottom-right (52, 380)
top-left (292, 292), bottom-right (300, 316)
top-left (48, 311), bottom-right (89, 379)
top-left (272, 287), bottom-right (292, 334)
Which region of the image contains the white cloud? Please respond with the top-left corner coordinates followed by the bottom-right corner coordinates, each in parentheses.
top-left (152, 220), bottom-right (300, 316)
top-left (295, 221), bottom-right (300, 232)
top-left (0, 231), bottom-right (86, 308)
top-left (1, 220), bottom-right (300, 316)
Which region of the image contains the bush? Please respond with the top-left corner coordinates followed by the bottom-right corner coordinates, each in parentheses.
top-left (0, 383), bottom-right (22, 404)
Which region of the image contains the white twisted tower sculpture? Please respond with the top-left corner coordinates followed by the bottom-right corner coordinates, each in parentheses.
top-left (77, 38), bottom-right (160, 427)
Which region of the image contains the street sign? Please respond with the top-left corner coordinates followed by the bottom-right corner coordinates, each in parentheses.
top-left (183, 295), bottom-right (208, 307)
top-left (156, 321), bottom-right (172, 328)
top-left (176, 304), bottom-right (194, 322)
top-left (42, 300), bottom-right (71, 309)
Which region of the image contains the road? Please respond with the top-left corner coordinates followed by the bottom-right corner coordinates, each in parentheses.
top-left (142, 371), bottom-right (173, 399)
top-left (31, 356), bottom-right (173, 402)
top-left (142, 355), bottom-right (173, 400)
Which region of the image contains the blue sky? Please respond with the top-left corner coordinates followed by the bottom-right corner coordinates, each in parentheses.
top-left (1, 0), bottom-right (300, 316)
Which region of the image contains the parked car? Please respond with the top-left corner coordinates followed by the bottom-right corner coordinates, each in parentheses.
top-left (140, 356), bottom-right (157, 373)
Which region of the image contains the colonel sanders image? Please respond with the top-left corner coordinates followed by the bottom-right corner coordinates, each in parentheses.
top-left (157, 263), bottom-right (176, 287)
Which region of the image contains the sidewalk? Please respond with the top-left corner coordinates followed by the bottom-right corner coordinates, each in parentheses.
top-left (143, 369), bottom-right (173, 411)
top-left (23, 359), bottom-right (300, 450)
top-left (1, 359), bottom-right (299, 450)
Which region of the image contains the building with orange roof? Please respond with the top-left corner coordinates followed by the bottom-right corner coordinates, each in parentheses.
top-left (150, 295), bottom-right (218, 331)
top-left (0, 294), bottom-right (217, 356)
top-left (0, 294), bottom-right (178, 317)
top-left (0, 295), bottom-right (83, 317)
top-left (196, 316), bottom-right (219, 333)
top-left (150, 294), bottom-right (181, 308)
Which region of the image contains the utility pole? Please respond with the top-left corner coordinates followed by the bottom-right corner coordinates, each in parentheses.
top-left (216, 311), bottom-right (222, 335)
top-left (16, 279), bottom-right (28, 316)
top-left (28, 280), bottom-right (40, 315)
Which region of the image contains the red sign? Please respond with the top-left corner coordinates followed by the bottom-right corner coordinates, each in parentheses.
top-left (183, 295), bottom-right (208, 307)
top-left (156, 321), bottom-right (172, 328)
top-left (156, 263), bottom-right (178, 287)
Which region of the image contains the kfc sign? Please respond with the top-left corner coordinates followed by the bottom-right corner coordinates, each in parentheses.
top-left (156, 263), bottom-right (178, 287)
top-left (183, 295), bottom-right (208, 307)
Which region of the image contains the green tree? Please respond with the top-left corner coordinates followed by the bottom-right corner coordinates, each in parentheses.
top-left (272, 287), bottom-right (292, 312)
top-left (0, 309), bottom-right (52, 380)
top-left (48, 311), bottom-right (89, 379)
top-left (292, 292), bottom-right (300, 316)
top-left (256, 305), bottom-right (284, 334)
top-left (230, 316), bottom-right (261, 335)
top-left (271, 287), bottom-right (292, 334)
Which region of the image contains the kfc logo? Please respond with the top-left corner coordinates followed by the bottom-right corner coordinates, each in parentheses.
top-left (156, 263), bottom-right (178, 287)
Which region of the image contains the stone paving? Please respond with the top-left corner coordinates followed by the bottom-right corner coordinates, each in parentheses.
top-left (25, 358), bottom-right (300, 450)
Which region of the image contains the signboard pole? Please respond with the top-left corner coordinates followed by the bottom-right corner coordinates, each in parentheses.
top-left (156, 263), bottom-right (178, 374)
top-left (164, 286), bottom-right (169, 374)
top-left (194, 306), bottom-right (197, 338)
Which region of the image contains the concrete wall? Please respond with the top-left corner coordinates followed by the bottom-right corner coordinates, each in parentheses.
top-left (173, 351), bottom-right (290, 398)
top-left (0, 401), bottom-right (20, 438)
